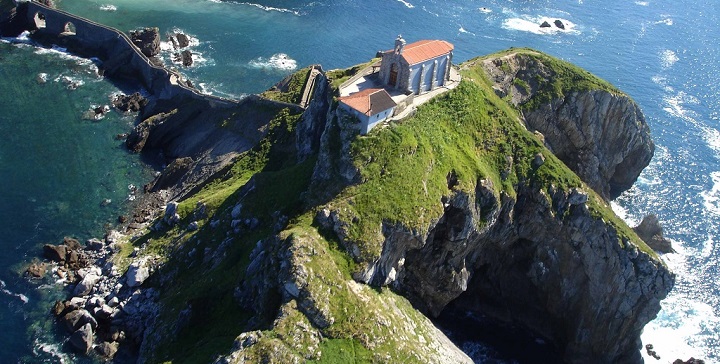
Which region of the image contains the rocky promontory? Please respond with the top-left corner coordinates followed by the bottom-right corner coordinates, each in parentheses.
top-left (17, 34), bottom-right (672, 362)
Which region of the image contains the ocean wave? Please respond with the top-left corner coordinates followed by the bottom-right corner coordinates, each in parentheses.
top-left (248, 53), bottom-right (297, 71)
top-left (502, 16), bottom-right (579, 35)
top-left (662, 91), bottom-right (700, 122)
top-left (235, 2), bottom-right (302, 16)
top-left (659, 49), bottom-right (679, 69)
top-left (0, 280), bottom-right (29, 303)
top-left (701, 171), bottom-right (720, 217)
top-left (397, 0), bottom-right (414, 9)
top-left (651, 75), bottom-right (674, 93)
top-left (701, 126), bottom-right (720, 156)
top-left (0, 30), bottom-right (32, 45)
top-left (33, 339), bottom-right (70, 363)
top-left (635, 1), bottom-right (649, 5)
top-left (99, 4), bottom-right (117, 11)
top-left (642, 295), bottom-right (719, 362)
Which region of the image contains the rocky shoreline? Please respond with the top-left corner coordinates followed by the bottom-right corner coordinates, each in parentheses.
top-left (31, 185), bottom-right (171, 360)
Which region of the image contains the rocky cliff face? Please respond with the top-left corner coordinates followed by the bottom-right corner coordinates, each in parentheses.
top-left (320, 179), bottom-right (673, 363)
top-left (479, 51), bottom-right (654, 200)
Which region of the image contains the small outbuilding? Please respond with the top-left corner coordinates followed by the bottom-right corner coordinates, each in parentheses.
top-left (379, 35), bottom-right (454, 95)
top-left (338, 88), bottom-right (397, 135)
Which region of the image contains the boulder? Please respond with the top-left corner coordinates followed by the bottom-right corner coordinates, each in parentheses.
top-left (176, 50), bottom-right (193, 67)
top-left (52, 300), bottom-right (74, 317)
top-left (96, 341), bottom-right (119, 359)
top-left (69, 323), bottom-right (94, 354)
top-left (126, 259), bottom-right (150, 287)
top-left (164, 201), bottom-right (180, 225)
top-left (673, 359), bottom-right (705, 364)
top-left (43, 244), bottom-right (67, 262)
top-left (74, 272), bottom-right (101, 296)
top-left (554, 19), bottom-right (565, 29)
top-left (540, 21), bottom-right (552, 28)
top-left (63, 237), bottom-right (81, 250)
top-left (61, 309), bottom-right (97, 332)
top-left (85, 238), bottom-right (104, 251)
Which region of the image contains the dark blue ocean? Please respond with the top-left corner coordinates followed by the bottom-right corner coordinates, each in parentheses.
top-left (2, 0), bottom-right (719, 362)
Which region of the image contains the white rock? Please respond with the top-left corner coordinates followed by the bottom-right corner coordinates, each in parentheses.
top-left (74, 273), bottom-right (101, 296)
top-left (126, 259), bottom-right (150, 287)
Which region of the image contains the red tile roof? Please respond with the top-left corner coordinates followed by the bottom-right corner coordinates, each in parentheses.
top-left (396, 40), bottom-right (454, 65)
top-left (338, 88), bottom-right (396, 116)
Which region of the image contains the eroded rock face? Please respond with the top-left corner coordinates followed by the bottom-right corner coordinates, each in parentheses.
top-left (479, 52), bottom-right (654, 200)
top-left (325, 181), bottom-right (674, 363)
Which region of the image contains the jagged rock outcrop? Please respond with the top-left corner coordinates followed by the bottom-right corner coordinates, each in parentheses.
top-left (634, 214), bottom-right (675, 253)
top-left (320, 176), bottom-right (673, 363)
top-left (479, 51), bottom-right (654, 200)
top-left (130, 27), bottom-right (161, 58)
top-left (221, 227), bottom-right (473, 363)
top-left (295, 69), bottom-right (331, 162)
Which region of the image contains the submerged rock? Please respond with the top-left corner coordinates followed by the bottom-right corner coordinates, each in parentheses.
top-left (112, 92), bottom-right (148, 113)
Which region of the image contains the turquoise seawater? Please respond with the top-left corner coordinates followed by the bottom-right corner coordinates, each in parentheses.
top-left (2, 0), bottom-right (719, 362)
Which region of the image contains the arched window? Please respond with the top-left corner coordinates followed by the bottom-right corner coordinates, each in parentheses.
top-left (33, 12), bottom-right (46, 30)
top-left (389, 63), bottom-right (399, 87)
top-left (63, 22), bottom-right (76, 35)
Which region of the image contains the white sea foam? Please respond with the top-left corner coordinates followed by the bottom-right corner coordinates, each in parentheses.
top-left (397, 0), bottom-right (414, 9)
top-left (33, 339), bottom-right (70, 363)
top-left (635, 1), bottom-right (649, 5)
top-left (503, 16), bottom-right (579, 35)
top-left (248, 53), bottom-right (297, 71)
top-left (660, 49), bottom-right (679, 69)
top-left (479, 7), bottom-right (492, 14)
top-left (236, 2), bottom-right (301, 16)
top-left (642, 296), bottom-right (719, 362)
top-left (611, 201), bottom-right (630, 222)
top-left (656, 16), bottom-right (673, 26)
top-left (0, 280), bottom-right (29, 303)
top-left (702, 126), bottom-right (720, 156)
top-left (458, 26), bottom-right (476, 36)
top-left (651, 75), bottom-right (674, 93)
top-left (701, 171), bottom-right (720, 217)
top-left (99, 4), bottom-right (117, 11)
top-left (662, 91), bottom-right (700, 122)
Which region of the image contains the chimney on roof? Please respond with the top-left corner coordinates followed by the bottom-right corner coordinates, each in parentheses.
top-left (394, 35), bottom-right (406, 55)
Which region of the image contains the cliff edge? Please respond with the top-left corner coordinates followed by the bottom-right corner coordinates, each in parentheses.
top-left (478, 49), bottom-right (654, 200)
